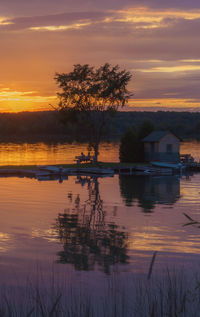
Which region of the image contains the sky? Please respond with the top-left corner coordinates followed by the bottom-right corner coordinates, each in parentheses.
top-left (1, 0), bottom-right (200, 112)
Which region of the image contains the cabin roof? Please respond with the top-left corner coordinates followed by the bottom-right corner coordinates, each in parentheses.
top-left (142, 130), bottom-right (179, 142)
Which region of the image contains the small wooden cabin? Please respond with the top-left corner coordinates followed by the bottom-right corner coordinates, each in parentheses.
top-left (142, 130), bottom-right (180, 163)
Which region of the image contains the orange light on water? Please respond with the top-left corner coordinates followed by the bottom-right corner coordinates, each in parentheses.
top-left (0, 142), bottom-right (119, 166)
top-left (128, 230), bottom-right (200, 255)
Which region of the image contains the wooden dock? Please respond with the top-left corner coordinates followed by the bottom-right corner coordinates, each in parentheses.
top-left (0, 164), bottom-right (178, 180)
top-left (113, 165), bottom-right (173, 176)
top-left (184, 162), bottom-right (200, 171)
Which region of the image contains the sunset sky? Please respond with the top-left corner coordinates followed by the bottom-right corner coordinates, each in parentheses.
top-left (1, 0), bottom-right (200, 112)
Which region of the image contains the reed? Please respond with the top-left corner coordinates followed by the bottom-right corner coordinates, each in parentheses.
top-left (0, 268), bottom-right (199, 317)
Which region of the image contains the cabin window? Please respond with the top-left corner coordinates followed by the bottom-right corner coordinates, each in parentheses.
top-left (167, 144), bottom-right (172, 153)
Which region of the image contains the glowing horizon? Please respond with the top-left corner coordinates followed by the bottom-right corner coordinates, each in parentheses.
top-left (1, 1), bottom-right (200, 112)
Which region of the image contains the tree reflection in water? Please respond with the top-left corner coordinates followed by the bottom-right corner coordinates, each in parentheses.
top-left (55, 176), bottom-right (129, 274)
top-left (119, 175), bottom-right (180, 213)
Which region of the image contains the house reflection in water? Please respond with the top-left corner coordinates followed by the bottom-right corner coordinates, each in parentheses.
top-left (119, 175), bottom-right (180, 213)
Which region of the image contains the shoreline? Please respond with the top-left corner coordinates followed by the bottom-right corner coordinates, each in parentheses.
top-left (0, 162), bottom-right (178, 178)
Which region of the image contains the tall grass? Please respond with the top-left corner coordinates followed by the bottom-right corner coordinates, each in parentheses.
top-left (0, 268), bottom-right (199, 316)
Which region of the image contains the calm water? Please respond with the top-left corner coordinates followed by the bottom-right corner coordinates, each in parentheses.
top-left (0, 142), bottom-right (119, 165)
top-left (0, 139), bottom-right (198, 165)
top-left (0, 171), bottom-right (200, 281)
top-left (0, 140), bottom-right (200, 311)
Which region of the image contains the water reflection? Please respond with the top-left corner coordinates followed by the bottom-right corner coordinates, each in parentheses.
top-left (119, 176), bottom-right (180, 212)
top-left (0, 140), bottom-right (199, 166)
top-left (0, 173), bottom-right (198, 288)
top-left (55, 176), bottom-right (129, 274)
top-left (0, 142), bottom-right (119, 165)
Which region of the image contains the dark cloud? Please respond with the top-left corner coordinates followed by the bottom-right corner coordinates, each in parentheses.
top-left (134, 72), bottom-right (200, 100)
top-left (1, 0), bottom-right (200, 17)
top-left (74, 17), bottom-right (200, 62)
top-left (131, 0), bottom-right (200, 9)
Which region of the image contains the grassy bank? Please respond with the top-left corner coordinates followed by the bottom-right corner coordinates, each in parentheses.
top-left (0, 268), bottom-right (199, 317)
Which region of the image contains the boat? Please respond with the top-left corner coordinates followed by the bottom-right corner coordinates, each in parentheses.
top-left (36, 174), bottom-right (68, 182)
top-left (37, 165), bottom-right (67, 174)
top-left (77, 167), bottom-right (114, 176)
top-left (37, 165), bottom-right (114, 176)
top-left (36, 171), bottom-right (52, 177)
top-left (151, 161), bottom-right (183, 169)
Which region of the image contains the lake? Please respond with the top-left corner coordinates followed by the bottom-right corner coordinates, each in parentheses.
top-left (0, 139), bottom-right (199, 165)
top-left (0, 140), bottom-right (200, 315)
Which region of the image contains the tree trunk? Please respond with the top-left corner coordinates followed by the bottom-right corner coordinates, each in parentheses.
top-left (93, 142), bottom-right (99, 163)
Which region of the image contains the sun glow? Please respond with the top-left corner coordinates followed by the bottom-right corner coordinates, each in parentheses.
top-left (128, 98), bottom-right (200, 110)
top-left (0, 88), bottom-right (56, 112)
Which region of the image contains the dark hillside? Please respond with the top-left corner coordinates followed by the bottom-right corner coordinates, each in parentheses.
top-left (0, 110), bottom-right (199, 141)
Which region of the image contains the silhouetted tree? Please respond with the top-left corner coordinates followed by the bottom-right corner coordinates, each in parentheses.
top-left (137, 120), bottom-right (155, 161)
top-left (138, 120), bottom-right (155, 140)
top-left (55, 64), bottom-right (132, 162)
top-left (119, 121), bottom-right (154, 162)
top-left (119, 127), bottom-right (138, 162)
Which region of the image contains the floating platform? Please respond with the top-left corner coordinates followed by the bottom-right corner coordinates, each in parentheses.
top-left (0, 163), bottom-right (180, 180)
top-left (113, 164), bottom-right (173, 176)
top-left (185, 162), bottom-right (200, 171)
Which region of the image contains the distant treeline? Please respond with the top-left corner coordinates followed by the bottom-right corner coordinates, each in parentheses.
top-left (0, 110), bottom-right (200, 142)
top-left (115, 111), bottom-right (200, 139)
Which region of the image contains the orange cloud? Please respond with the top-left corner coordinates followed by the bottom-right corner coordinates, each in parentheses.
top-left (139, 65), bottom-right (200, 73)
top-left (29, 22), bottom-right (92, 32)
top-left (128, 98), bottom-right (200, 109)
top-left (0, 88), bottom-right (56, 112)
